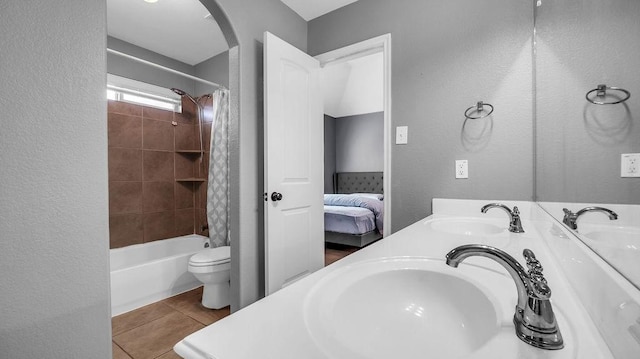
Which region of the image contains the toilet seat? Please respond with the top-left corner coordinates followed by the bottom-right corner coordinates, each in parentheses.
top-left (189, 246), bottom-right (230, 267)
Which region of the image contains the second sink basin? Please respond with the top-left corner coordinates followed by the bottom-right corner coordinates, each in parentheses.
top-left (304, 257), bottom-right (506, 359)
top-left (428, 218), bottom-right (505, 236)
top-left (581, 226), bottom-right (640, 251)
top-left (579, 225), bottom-right (640, 286)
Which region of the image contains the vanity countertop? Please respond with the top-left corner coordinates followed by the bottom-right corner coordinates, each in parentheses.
top-left (174, 199), bottom-right (613, 359)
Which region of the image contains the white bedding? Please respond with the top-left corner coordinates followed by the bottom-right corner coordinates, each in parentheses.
top-left (324, 205), bottom-right (377, 235)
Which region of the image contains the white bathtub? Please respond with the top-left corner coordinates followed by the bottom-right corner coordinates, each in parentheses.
top-left (110, 234), bottom-right (209, 316)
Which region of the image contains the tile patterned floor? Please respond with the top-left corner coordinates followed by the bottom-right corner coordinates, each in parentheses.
top-left (111, 287), bottom-right (230, 359)
top-left (112, 243), bottom-right (360, 358)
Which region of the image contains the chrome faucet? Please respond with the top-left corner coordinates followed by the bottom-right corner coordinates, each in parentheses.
top-left (562, 207), bottom-right (618, 230)
top-left (481, 203), bottom-right (525, 233)
top-left (446, 244), bottom-right (564, 350)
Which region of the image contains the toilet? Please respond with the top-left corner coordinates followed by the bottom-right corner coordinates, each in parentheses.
top-left (188, 246), bottom-right (231, 309)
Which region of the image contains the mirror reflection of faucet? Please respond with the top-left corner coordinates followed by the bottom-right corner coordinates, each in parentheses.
top-left (446, 244), bottom-right (564, 350)
top-left (562, 207), bottom-right (618, 230)
top-left (481, 203), bottom-right (525, 233)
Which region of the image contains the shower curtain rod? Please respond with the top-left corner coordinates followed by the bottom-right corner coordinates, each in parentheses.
top-left (107, 48), bottom-right (225, 90)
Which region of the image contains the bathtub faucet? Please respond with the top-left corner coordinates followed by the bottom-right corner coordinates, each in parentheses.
top-left (446, 244), bottom-right (564, 350)
top-left (562, 207), bottom-right (618, 230)
top-left (200, 225), bottom-right (212, 248)
top-left (481, 203), bottom-right (524, 233)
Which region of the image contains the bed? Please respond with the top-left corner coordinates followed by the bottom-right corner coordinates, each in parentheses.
top-left (324, 172), bottom-right (384, 247)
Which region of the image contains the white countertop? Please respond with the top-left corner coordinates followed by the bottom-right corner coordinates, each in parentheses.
top-left (174, 199), bottom-right (614, 359)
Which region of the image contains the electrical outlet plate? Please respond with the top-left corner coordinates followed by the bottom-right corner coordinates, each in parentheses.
top-left (396, 126), bottom-right (408, 145)
top-left (455, 160), bottom-right (468, 179)
top-left (621, 153), bottom-right (640, 177)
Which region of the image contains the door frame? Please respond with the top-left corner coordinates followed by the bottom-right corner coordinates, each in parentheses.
top-left (314, 34), bottom-right (392, 236)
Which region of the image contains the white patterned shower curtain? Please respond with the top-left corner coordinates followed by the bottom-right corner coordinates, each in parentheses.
top-left (207, 89), bottom-right (230, 247)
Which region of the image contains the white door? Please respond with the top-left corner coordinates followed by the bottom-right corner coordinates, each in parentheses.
top-left (264, 32), bottom-right (324, 295)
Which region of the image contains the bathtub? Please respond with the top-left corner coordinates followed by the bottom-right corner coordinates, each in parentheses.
top-left (110, 234), bottom-right (209, 316)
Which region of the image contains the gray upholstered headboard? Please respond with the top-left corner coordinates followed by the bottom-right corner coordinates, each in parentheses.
top-left (334, 172), bottom-right (384, 194)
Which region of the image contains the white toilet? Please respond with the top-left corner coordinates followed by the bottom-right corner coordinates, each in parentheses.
top-left (188, 246), bottom-right (231, 309)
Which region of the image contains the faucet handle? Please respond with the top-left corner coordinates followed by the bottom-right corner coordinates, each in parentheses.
top-left (562, 208), bottom-right (578, 229)
top-left (523, 249), bottom-right (552, 299)
top-left (562, 208), bottom-right (576, 221)
top-left (523, 249), bottom-right (543, 274)
top-left (524, 248), bottom-right (541, 267)
top-left (509, 206), bottom-right (525, 233)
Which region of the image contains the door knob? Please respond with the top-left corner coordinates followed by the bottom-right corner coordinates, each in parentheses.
top-left (271, 192), bottom-right (283, 201)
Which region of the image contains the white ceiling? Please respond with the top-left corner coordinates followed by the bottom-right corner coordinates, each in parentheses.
top-left (107, 0), bottom-right (359, 66)
top-left (322, 52), bottom-right (383, 118)
top-left (280, 0), bottom-right (359, 21)
top-left (107, 0), bottom-right (228, 66)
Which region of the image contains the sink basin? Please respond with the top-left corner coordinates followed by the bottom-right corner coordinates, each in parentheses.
top-left (304, 257), bottom-right (505, 359)
top-left (579, 226), bottom-right (640, 287)
top-left (429, 218), bottom-right (505, 236)
top-left (582, 227), bottom-right (640, 251)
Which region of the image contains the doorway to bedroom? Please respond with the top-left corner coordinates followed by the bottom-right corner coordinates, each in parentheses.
top-left (262, 34), bottom-right (391, 294)
top-left (318, 35), bottom-right (390, 253)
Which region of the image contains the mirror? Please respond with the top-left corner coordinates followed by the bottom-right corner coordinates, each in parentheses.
top-left (535, 0), bottom-right (640, 288)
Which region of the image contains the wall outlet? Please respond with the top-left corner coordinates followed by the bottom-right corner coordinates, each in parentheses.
top-left (621, 153), bottom-right (640, 177)
top-left (395, 126), bottom-right (408, 145)
top-left (455, 160), bottom-right (468, 179)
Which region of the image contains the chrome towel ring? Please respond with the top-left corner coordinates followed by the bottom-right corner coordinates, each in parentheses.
top-left (586, 84), bottom-right (630, 105)
top-left (464, 101), bottom-right (494, 119)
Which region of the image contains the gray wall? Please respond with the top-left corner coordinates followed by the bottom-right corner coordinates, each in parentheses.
top-left (325, 112), bottom-right (384, 193)
top-left (536, 0), bottom-right (640, 204)
top-left (195, 50), bottom-right (229, 95)
top-left (0, 1), bottom-right (111, 358)
top-left (309, 0), bottom-right (534, 231)
top-left (107, 36), bottom-right (197, 94)
top-left (335, 112), bottom-right (384, 173)
top-left (214, 0), bottom-right (307, 309)
top-left (324, 115), bottom-right (337, 193)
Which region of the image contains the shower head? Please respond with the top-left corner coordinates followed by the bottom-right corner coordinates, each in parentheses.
top-left (171, 87), bottom-right (205, 159)
top-left (171, 88), bottom-right (199, 107)
top-left (170, 87), bottom-right (186, 96)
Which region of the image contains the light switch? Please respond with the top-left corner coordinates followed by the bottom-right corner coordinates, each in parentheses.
top-left (396, 126), bottom-right (408, 145)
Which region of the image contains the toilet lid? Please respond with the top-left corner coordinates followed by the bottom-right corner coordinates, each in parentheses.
top-left (189, 246), bottom-right (231, 266)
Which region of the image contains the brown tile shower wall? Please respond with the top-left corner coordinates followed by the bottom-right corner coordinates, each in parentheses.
top-left (108, 98), bottom-right (214, 249)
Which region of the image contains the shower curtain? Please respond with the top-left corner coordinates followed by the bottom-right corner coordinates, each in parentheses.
top-left (207, 88), bottom-right (230, 247)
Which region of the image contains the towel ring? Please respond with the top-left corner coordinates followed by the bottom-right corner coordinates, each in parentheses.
top-left (464, 101), bottom-right (494, 119)
top-left (586, 84), bottom-right (630, 105)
